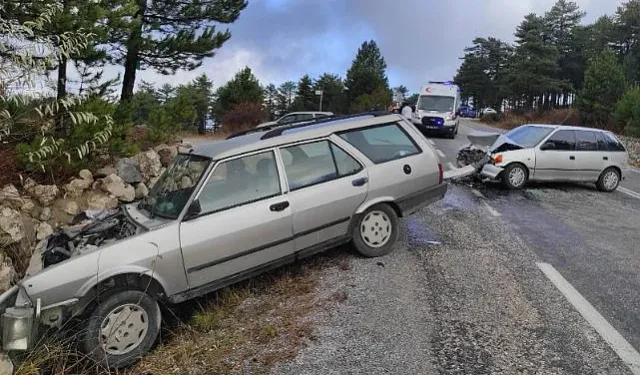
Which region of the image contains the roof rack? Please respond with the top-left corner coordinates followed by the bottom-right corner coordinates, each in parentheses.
top-left (259, 111), bottom-right (392, 140)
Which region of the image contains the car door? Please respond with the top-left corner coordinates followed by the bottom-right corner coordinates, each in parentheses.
top-left (179, 150), bottom-right (294, 288)
top-left (535, 129), bottom-right (579, 181)
top-left (574, 130), bottom-right (604, 181)
top-left (337, 122), bottom-right (434, 202)
top-left (278, 140), bottom-right (368, 253)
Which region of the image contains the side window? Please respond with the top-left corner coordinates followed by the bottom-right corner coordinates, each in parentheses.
top-left (330, 143), bottom-right (362, 176)
top-left (298, 114), bottom-right (314, 121)
top-left (198, 151), bottom-right (280, 213)
top-left (281, 141), bottom-right (338, 191)
top-left (279, 115), bottom-right (296, 124)
top-left (604, 132), bottom-right (626, 152)
top-left (596, 132), bottom-right (608, 151)
top-left (316, 113), bottom-right (329, 119)
top-left (338, 123), bottom-right (421, 164)
top-left (545, 130), bottom-right (576, 151)
top-left (575, 131), bottom-right (597, 151)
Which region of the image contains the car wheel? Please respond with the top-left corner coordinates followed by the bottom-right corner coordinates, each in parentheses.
top-left (81, 290), bottom-right (161, 369)
top-left (502, 163), bottom-right (528, 189)
top-left (596, 167), bottom-right (620, 192)
top-left (352, 204), bottom-right (399, 257)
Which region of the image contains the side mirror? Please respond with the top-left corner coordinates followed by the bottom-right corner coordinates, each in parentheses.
top-left (185, 199), bottom-right (202, 219)
top-left (540, 142), bottom-right (555, 151)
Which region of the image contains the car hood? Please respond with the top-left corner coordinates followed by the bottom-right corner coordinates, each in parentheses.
top-left (466, 130), bottom-right (524, 153)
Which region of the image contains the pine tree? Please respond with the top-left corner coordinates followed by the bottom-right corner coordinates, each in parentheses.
top-left (504, 14), bottom-right (563, 110)
top-left (577, 48), bottom-right (626, 126)
top-left (313, 73), bottom-right (346, 114)
top-left (263, 84), bottom-right (279, 120)
top-left (344, 40), bottom-right (391, 111)
top-left (212, 67), bottom-right (263, 122)
top-left (614, 1), bottom-right (640, 84)
top-left (276, 81), bottom-right (297, 116)
top-left (292, 75), bottom-right (317, 111)
top-left (190, 74), bottom-right (214, 134)
top-left (113, 0), bottom-right (249, 102)
top-left (157, 84), bottom-right (176, 104)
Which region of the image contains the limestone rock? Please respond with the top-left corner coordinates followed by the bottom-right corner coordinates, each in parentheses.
top-left (135, 150), bottom-right (163, 180)
top-left (36, 222), bottom-right (53, 240)
top-left (119, 184), bottom-right (136, 203)
top-left (135, 183), bottom-right (149, 199)
top-left (0, 254), bottom-right (15, 293)
top-left (99, 174), bottom-right (127, 198)
top-left (156, 145), bottom-right (178, 167)
top-left (0, 207), bottom-right (24, 244)
top-left (63, 200), bottom-right (79, 215)
top-left (30, 184), bottom-right (59, 206)
top-left (116, 158), bottom-right (143, 184)
top-left (85, 190), bottom-right (118, 211)
top-left (78, 169), bottom-right (93, 181)
top-left (39, 207), bottom-right (52, 221)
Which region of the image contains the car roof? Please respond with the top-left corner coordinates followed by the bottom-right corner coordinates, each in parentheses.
top-left (285, 111), bottom-right (333, 115)
top-left (519, 124), bottom-right (612, 133)
top-left (191, 113), bottom-right (403, 160)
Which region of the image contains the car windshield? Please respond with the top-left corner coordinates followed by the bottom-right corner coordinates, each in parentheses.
top-left (417, 95), bottom-right (454, 112)
top-left (138, 154), bottom-right (211, 219)
top-left (504, 126), bottom-right (555, 148)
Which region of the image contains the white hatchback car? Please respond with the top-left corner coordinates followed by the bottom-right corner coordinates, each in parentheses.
top-left (469, 124), bottom-right (629, 191)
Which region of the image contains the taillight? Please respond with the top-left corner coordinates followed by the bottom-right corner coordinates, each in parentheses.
top-left (438, 163), bottom-right (443, 184)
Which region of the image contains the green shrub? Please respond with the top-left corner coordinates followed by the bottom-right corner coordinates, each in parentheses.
top-left (481, 113), bottom-right (502, 122)
top-left (613, 87), bottom-right (640, 137)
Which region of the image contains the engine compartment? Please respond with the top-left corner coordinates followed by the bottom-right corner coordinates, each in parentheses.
top-left (42, 208), bottom-right (141, 268)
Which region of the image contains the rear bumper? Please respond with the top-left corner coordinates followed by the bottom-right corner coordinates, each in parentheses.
top-left (397, 183), bottom-right (448, 216)
top-left (480, 164), bottom-right (504, 180)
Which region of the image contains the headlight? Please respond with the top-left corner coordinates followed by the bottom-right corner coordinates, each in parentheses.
top-left (2, 307), bottom-right (36, 351)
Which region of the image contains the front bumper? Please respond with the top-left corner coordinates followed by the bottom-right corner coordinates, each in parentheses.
top-left (480, 164), bottom-right (504, 180)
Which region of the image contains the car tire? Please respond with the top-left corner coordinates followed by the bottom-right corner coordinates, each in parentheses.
top-left (502, 163), bottom-right (528, 189)
top-left (80, 290), bottom-right (161, 369)
top-left (351, 204), bottom-right (399, 258)
top-left (596, 167), bottom-right (620, 192)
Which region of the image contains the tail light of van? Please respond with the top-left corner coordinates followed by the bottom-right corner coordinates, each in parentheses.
top-left (438, 163), bottom-right (443, 184)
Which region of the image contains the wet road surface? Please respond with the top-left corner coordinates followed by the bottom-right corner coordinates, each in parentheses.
top-left (275, 119), bottom-right (640, 374)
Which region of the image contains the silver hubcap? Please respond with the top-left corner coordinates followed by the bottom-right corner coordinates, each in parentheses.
top-left (100, 304), bottom-right (149, 355)
top-left (603, 171), bottom-right (619, 190)
top-left (509, 167), bottom-right (526, 187)
top-left (360, 210), bottom-right (392, 248)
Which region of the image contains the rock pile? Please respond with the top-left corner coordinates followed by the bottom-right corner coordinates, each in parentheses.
top-left (0, 144), bottom-right (181, 292)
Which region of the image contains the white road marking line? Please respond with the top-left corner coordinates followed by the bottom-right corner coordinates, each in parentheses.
top-left (619, 186), bottom-right (640, 200)
top-left (483, 202), bottom-right (501, 216)
top-left (446, 162), bottom-right (456, 171)
top-left (436, 149), bottom-right (445, 158)
top-left (428, 139), bottom-right (435, 145)
top-left (536, 262), bottom-right (640, 375)
top-left (472, 188), bottom-right (485, 198)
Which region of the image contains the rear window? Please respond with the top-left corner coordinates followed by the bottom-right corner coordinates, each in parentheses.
top-left (338, 123), bottom-right (421, 164)
top-left (603, 132), bottom-right (626, 152)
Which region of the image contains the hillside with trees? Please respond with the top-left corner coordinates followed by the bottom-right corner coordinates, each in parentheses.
top-left (454, 0), bottom-right (640, 136)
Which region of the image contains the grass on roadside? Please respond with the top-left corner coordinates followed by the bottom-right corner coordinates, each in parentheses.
top-left (15, 249), bottom-right (348, 375)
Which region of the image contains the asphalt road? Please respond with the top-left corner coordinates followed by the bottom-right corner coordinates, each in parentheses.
top-left (274, 118), bottom-right (640, 375)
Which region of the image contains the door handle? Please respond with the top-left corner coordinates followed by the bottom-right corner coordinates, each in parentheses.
top-left (569, 155), bottom-right (575, 160)
top-left (352, 177), bottom-right (368, 187)
top-left (403, 164), bottom-right (412, 175)
top-left (269, 201), bottom-right (290, 212)
top-left (603, 156), bottom-right (608, 161)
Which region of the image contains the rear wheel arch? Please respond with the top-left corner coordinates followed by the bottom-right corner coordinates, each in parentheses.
top-left (354, 199), bottom-right (402, 218)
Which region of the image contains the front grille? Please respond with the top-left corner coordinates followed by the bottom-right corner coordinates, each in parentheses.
top-left (421, 117), bottom-right (444, 126)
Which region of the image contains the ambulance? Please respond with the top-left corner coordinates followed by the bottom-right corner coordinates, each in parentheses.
top-left (411, 81), bottom-right (461, 139)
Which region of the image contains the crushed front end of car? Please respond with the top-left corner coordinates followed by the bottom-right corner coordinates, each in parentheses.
top-left (448, 130), bottom-right (523, 182)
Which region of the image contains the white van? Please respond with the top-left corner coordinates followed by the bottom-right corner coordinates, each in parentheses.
top-left (411, 81), bottom-right (461, 139)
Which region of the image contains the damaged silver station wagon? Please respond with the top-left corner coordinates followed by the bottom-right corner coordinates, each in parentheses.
top-left (0, 113), bottom-right (446, 372)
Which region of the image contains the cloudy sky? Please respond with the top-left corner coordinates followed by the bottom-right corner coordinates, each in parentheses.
top-left (104, 0), bottom-right (624, 94)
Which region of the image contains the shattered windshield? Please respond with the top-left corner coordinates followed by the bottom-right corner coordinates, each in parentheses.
top-left (504, 126), bottom-right (555, 148)
top-left (139, 154), bottom-right (211, 219)
top-left (417, 95), bottom-right (454, 112)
